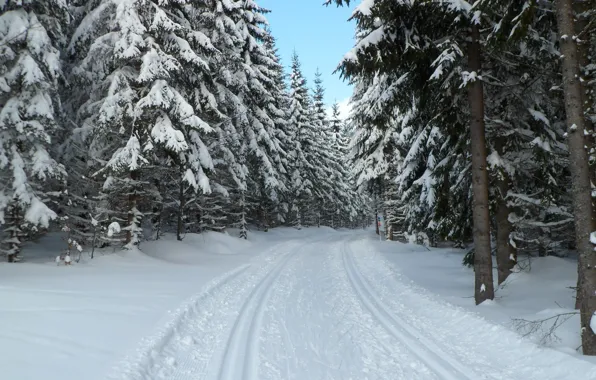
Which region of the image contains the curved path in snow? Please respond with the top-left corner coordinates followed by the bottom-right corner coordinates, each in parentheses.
top-left (108, 231), bottom-right (596, 380)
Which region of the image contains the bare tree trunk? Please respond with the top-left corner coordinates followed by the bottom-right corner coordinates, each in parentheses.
top-left (494, 137), bottom-right (516, 284)
top-left (263, 204), bottom-right (269, 232)
top-left (7, 205), bottom-right (19, 263)
top-left (177, 167), bottom-right (185, 241)
top-left (375, 207), bottom-right (380, 235)
top-left (126, 170), bottom-right (139, 246)
top-left (574, 0), bottom-right (595, 310)
top-left (555, 0), bottom-right (596, 355)
top-left (468, 24), bottom-right (495, 305)
top-left (239, 190), bottom-right (247, 239)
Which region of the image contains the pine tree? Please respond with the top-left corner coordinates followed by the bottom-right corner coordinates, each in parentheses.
top-left (309, 70), bottom-right (339, 227)
top-left (68, 0), bottom-right (215, 248)
top-left (0, 0), bottom-right (68, 261)
top-left (234, 2), bottom-right (289, 237)
top-left (286, 52), bottom-right (315, 228)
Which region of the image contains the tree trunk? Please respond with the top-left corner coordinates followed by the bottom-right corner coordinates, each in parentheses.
top-left (126, 170), bottom-right (140, 246)
top-left (6, 205), bottom-right (19, 263)
top-left (375, 208), bottom-right (380, 235)
top-left (555, 0), bottom-right (596, 355)
top-left (494, 137), bottom-right (516, 285)
top-left (177, 168), bottom-right (185, 241)
top-left (197, 200), bottom-right (203, 234)
top-left (468, 24), bottom-right (495, 305)
top-left (240, 191), bottom-right (247, 239)
top-left (296, 204), bottom-right (302, 230)
top-left (574, 0), bottom-right (595, 310)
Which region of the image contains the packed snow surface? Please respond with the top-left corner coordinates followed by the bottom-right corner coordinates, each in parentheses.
top-left (2, 228), bottom-right (596, 379)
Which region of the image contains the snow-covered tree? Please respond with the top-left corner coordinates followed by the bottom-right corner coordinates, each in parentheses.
top-left (328, 0), bottom-right (542, 302)
top-left (286, 52), bottom-right (316, 228)
top-left (68, 0), bottom-right (215, 248)
top-left (0, 0), bottom-right (68, 261)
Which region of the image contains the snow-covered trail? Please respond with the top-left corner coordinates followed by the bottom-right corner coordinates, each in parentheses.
top-left (109, 232), bottom-right (596, 380)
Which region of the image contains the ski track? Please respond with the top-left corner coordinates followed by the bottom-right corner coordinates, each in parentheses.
top-left (216, 242), bottom-right (303, 380)
top-left (108, 232), bottom-right (596, 380)
top-left (215, 234), bottom-right (335, 380)
top-left (106, 263), bottom-right (251, 380)
top-left (108, 240), bottom-right (297, 380)
top-left (108, 236), bottom-right (332, 380)
top-left (341, 239), bottom-right (478, 380)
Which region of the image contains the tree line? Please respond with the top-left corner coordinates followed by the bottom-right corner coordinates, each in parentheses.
top-left (327, 0), bottom-right (596, 354)
top-left (0, 0), bottom-right (368, 262)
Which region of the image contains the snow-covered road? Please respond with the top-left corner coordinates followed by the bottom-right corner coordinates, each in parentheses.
top-left (108, 232), bottom-right (596, 380)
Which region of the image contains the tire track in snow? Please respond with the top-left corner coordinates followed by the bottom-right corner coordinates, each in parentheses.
top-left (341, 241), bottom-right (478, 380)
top-left (216, 235), bottom-right (333, 380)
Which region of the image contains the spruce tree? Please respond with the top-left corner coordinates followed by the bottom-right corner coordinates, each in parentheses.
top-left (68, 0), bottom-right (215, 248)
top-left (286, 52), bottom-right (315, 228)
top-left (0, 0), bottom-right (68, 261)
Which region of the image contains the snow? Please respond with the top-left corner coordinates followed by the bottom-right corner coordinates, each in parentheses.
top-left (591, 231), bottom-right (596, 245)
top-left (107, 222), bottom-right (121, 237)
top-left (24, 196), bottom-right (57, 228)
top-left (459, 70), bottom-right (481, 88)
top-left (372, 237), bottom-right (591, 356)
top-left (528, 108), bottom-right (551, 126)
top-left (0, 229), bottom-right (278, 380)
top-left (2, 228), bottom-right (596, 380)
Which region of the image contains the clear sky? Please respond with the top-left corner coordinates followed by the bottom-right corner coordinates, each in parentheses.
top-left (258, 1), bottom-right (356, 114)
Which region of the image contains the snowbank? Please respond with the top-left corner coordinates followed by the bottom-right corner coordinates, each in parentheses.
top-left (0, 229), bottom-right (295, 380)
top-left (374, 233), bottom-right (593, 359)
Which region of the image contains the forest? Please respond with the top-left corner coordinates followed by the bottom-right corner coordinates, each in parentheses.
top-left (0, 0), bottom-right (367, 261)
top-left (4, 0), bottom-right (596, 359)
top-left (326, 0), bottom-right (596, 355)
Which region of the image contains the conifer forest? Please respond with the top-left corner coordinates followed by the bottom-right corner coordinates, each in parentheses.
top-left (0, 0), bottom-right (367, 257)
top-left (5, 0), bottom-right (596, 364)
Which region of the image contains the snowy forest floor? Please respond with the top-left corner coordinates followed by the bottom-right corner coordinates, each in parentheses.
top-left (1, 228), bottom-right (596, 379)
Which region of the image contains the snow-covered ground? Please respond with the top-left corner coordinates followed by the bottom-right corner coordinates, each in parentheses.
top-left (2, 228), bottom-right (596, 380)
top-left (374, 238), bottom-right (586, 355)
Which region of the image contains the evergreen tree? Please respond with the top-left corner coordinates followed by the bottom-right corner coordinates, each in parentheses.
top-left (0, 0), bottom-right (68, 261)
top-left (309, 70), bottom-right (339, 227)
top-left (254, 30), bottom-right (291, 229)
top-left (68, 0), bottom-right (215, 248)
top-left (286, 52), bottom-right (315, 228)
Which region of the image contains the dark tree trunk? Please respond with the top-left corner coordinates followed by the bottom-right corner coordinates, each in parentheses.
top-left (6, 205), bottom-right (19, 263)
top-left (126, 170), bottom-right (140, 246)
top-left (468, 24), bottom-right (495, 305)
top-left (574, 0), bottom-right (595, 311)
top-left (555, 0), bottom-right (596, 355)
top-left (375, 208), bottom-right (380, 235)
top-left (177, 168), bottom-right (185, 241)
top-left (494, 137), bottom-right (516, 285)
top-left (239, 191), bottom-right (247, 239)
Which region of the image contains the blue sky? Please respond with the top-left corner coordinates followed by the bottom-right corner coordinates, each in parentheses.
top-left (258, 1), bottom-right (356, 112)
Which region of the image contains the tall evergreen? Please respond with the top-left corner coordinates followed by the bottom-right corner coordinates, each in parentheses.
top-left (67, 0), bottom-right (215, 248)
top-left (286, 52), bottom-right (315, 228)
top-left (0, 0), bottom-right (68, 261)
